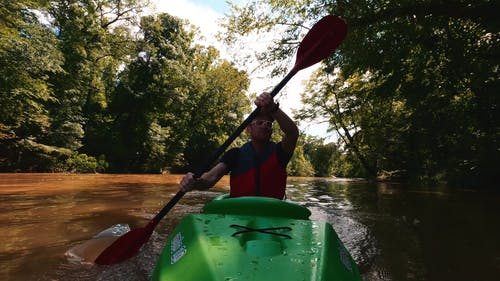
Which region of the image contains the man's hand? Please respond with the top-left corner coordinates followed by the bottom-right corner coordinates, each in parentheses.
top-left (179, 172), bottom-right (197, 192)
top-left (255, 92), bottom-right (278, 114)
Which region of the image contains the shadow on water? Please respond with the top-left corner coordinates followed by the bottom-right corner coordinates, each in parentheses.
top-left (287, 179), bottom-right (386, 280)
top-left (287, 178), bottom-right (500, 281)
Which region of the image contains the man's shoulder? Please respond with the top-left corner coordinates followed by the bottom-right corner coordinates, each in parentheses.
top-left (220, 147), bottom-right (241, 168)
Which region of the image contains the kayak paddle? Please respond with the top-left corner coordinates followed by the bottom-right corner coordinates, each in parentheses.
top-left (95, 14), bottom-right (347, 265)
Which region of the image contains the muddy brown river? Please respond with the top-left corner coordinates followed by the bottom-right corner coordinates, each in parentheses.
top-left (0, 173), bottom-right (498, 280)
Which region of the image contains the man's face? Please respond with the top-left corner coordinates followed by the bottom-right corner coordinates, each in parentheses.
top-left (247, 117), bottom-right (273, 141)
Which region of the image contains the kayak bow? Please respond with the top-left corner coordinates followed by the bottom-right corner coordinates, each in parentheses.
top-left (152, 194), bottom-right (362, 281)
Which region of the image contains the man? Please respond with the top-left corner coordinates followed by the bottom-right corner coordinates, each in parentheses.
top-left (179, 92), bottom-right (298, 199)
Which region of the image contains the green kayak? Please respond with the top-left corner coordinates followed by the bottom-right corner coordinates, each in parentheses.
top-left (151, 194), bottom-right (363, 281)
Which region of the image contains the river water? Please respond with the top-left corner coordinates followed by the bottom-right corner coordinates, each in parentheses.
top-left (0, 173), bottom-right (498, 281)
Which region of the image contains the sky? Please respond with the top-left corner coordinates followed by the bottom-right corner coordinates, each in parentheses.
top-left (148, 0), bottom-right (332, 140)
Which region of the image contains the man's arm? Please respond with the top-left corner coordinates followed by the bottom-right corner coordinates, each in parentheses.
top-left (255, 92), bottom-right (299, 155)
top-left (271, 107), bottom-right (299, 155)
top-left (179, 162), bottom-right (228, 192)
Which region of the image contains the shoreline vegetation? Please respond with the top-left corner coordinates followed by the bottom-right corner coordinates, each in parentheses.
top-left (1, 1), bottom-right (497, 189)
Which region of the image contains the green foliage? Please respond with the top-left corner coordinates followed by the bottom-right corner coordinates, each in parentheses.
top-left (107, 14), bottom-right (250, 173)
top-left (8, 0), bottom-right (496, 187)
top-left (223, 0), bottom-right (499, 187)
top-left (0, 2), bottom-right (65, 170)
top-left (10, 139), bottom-right (72, 172)
top-left (47, 0), bottom-right (143, 156)
top-left (65, 153), bottom-right (108, 173)
top-left (1, 1), bottom-right (251, 173)
top-left (287, 144), bottom-right (315, 176)
top-left (308, 142), bottom-right (339, 177)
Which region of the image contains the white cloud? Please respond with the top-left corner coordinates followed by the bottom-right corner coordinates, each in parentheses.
top-left (148, 0), bottom-right (331, 140)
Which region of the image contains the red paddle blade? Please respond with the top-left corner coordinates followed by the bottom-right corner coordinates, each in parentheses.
top-left (294, 15), bottom-right (347, 71)
top-left (94, 219), bottom-right (157, 265)
top-left (93, 16), bottom-right (347, 266)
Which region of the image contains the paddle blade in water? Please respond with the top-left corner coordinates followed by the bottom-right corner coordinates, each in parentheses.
top-left (94, 219), bottom-right (157, 265)
top-left (294, 15), bottom-right (347, 71)
top-left (93, 16), bottom-right (347, 265)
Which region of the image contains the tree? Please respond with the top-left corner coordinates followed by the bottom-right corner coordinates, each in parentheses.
top-left (1, 2), bottom-right (253, 173)
top-left (288, 143), bottom-right (315, 177)
top-left (222, 0), bottom-right (499, 187)
top-left (47, 0), bottom-right (145, 158)
top-left (0, 1), bottom-right (65, 171)
top-left (181, 47), bottom-right (251, 172)
top-left (107, 13), bottom-right (250, 172)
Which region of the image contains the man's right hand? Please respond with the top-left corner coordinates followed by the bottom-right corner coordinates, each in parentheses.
top-left (179, 172), bottom-right (197, 192)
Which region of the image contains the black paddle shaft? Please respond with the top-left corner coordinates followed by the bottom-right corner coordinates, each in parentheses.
top-left (95, 15), bottom-right (347, 265)
top-left (194, 68), bottom-right (299, 177)
top-left (153, 69), bottom-right (298, 222)
top-left (153, 15), bottom-right (348, 223)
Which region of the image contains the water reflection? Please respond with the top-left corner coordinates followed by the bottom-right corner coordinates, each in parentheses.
top-left (287, 179), bottom-right (380, 279)
top-left (287, 178), bottom-right (500, 281)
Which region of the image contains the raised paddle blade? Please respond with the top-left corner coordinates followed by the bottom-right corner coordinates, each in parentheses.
top-left (94, 219), bottom-right (157, 265)
top-left (268, 15), bottom-right (347, 98)
top-left (94, 15), bottom-right (348, 266)
top-left (293, 15), bottom-right (347, 71)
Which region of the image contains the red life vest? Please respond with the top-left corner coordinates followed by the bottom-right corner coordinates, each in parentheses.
top-left (229, 142), bottom-right (287, 199)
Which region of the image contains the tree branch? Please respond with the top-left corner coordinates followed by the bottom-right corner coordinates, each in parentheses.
top-left (349, 1), bottom-right (499, 29)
